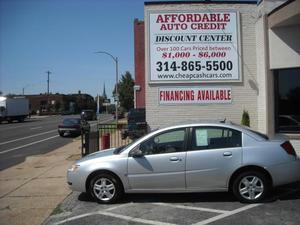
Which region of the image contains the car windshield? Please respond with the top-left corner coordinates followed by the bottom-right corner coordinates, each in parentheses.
top-left (114, 128), bottom-right (160, 154)
top-left (63, 118), bottom-right (81, 125)
top-left (113, 140), bottom-right (139, 154)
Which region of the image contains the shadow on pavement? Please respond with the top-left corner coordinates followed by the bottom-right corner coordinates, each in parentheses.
top-left (265, 181), bottom-right (300, 203)
top-left (78, 181), bottom-right (300, 204)
top-left (78, 192), bottom-right (237, 204)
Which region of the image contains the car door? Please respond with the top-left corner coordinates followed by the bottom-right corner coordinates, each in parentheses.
top-left (186, 126), bottom-right (242, 190)
top-left (127, 128), bottom-right (187, 191)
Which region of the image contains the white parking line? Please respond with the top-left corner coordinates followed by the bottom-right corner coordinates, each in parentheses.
top-left (52, 201), bottom-right (262, 225)
top-left (105, 203), bottom-right (133, 211)
top-left (53, 212), bottom-right (102, 225)
top-left (97, 211), bottom-right (176, 225)
top-left (0, 135), bottom-right (59, 154)
top-left (192, 203), bottom-right (261, 225)
top-left (0, 129), bottom-right (57, 145)
top-left (53, 210), bottom-right (176, 225)
top-left (152, 202), bottom-right (229, 214)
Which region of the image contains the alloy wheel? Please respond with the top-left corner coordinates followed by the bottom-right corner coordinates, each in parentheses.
top-left (239, 175), bottom-right (264, 200)
top-left (93, 178), bottom-right (116, 201)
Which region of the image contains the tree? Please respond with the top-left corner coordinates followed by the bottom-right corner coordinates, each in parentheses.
top-left (115, 71), bottom-right (134, 111)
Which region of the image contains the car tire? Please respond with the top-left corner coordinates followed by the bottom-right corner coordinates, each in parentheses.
top-left (89, 173), bottom-right (122, 204)
top-left (232, 171), bottom-right (270, 203)
top-left (59, 131), bottom-right (64, 137)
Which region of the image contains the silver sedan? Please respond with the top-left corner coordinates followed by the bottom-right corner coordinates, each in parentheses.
top-left (67, 122), bottom-right (300, 203)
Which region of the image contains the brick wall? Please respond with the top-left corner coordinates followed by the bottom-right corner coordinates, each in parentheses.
top-left (134, 19), bottom-right (146, 108)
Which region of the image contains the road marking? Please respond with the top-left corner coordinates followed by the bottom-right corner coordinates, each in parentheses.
top-left (53, 211), bottom-right (176, 225)
top-left (152, 202), bottom-right (229, 214)
top-left (30, 126), bottom-right (42, 130)
top-left (53, 212), bottom-right (99, 225)
top-left (89, 117), bottom-right (114, 127)
top-left (0, 135), bottom-right (59, 154)
top-left (99, 117), bottom-right (114, 124)
top-left (192, 203), bottom-right (261, 225)
top-left (105, 203), bottom-right (132, 211)
top-left (0, 129), bottom-right (57, 145)
top-left (97, 211), bottom-right (176, 225)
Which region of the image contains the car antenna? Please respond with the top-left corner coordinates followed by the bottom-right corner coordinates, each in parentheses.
top-left (220, 118), bottom-right (226, 123)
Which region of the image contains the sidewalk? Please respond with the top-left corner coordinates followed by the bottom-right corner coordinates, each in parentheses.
top-left (0, 139), bottom-right (82, 225)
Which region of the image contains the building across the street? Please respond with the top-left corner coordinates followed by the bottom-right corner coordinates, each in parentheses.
top-left (25, 92), bottom-right (96, 115)
top-left (134, 0), bottom-right (300, 149)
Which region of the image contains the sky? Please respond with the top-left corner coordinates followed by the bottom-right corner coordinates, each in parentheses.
top-left (0, 0), bottom-right (260, 99)
top-left (0, 0), bottom-right (146, 99)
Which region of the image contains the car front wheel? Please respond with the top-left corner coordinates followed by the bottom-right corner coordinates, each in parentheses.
top-left (89, 173), bottom-right (122, 204)
top-left (232, 171), bottom-right (270, 203)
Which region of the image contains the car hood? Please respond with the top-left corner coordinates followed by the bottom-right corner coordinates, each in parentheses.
top-left (77, 148), bottom-right (116, 163)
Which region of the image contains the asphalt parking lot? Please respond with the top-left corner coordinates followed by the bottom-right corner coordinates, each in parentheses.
top-left (43, 182), bottom-right (300, 225)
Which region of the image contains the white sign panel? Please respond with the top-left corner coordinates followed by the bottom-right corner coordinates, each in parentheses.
top-left (159, 87), bottom-right (232, 104)
top-left (196, 129), bottom-right (208, 146)
top-left (149, 11), bottom-right (240, 82)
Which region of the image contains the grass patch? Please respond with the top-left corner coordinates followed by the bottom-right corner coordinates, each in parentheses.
top-left (50, 203), bottom-right (64, 216)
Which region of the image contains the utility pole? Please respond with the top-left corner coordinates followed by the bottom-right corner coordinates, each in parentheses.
top-left (46, 70), bottom-right (52, 112)
top-left (46, 71), bottom-right (51, 95)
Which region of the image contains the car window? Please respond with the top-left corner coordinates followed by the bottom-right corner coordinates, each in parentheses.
top-left (139, 129), bottom-right (185, 155)
top-left (63, 118), bottom-right (81, 125)
top-left (191, 127), bottom-right (241, 150)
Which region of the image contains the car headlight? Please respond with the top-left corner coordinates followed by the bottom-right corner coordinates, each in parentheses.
top-left (69, 164), bottom-right (80, 172)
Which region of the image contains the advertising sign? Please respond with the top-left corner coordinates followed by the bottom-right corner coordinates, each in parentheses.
top-left (159, 87), bottom-right (232, 104)
top-left (149, 11), bottom-right (240, 83)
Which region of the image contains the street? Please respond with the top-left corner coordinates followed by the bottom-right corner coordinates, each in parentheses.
top-left (0, 114), bottom-right (112, 170)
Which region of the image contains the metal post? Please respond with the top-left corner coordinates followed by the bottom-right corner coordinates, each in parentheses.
top-left (115, 57), bottom-right (119, 125)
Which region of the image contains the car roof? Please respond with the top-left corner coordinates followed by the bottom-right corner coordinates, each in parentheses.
top-left (153, 120), bottom-right (267, 141)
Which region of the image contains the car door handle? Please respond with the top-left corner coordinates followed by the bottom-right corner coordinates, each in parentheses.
top-left (169, 157), bottom-right (181, 162)
top-left (223, 152), bottom-right (232, 157)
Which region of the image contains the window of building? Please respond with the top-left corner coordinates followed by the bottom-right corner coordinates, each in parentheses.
top-left (275, 68), bottom-right (300, 133)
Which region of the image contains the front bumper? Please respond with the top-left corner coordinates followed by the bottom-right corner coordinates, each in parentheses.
top-left (67, 169), bottom-right (87, 193)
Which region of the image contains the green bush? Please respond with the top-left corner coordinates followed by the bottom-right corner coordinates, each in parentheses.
top-left (241, 110), bottom-right (250, 127)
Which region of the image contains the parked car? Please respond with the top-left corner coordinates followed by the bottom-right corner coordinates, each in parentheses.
top-left (58, 118), bottom-right (82, 137)
top-left (67, 121), bottom-right (300, 204)
top-left (122, 108), bottom-right (147, 139)
top-left (81, 109), bottom-right (96, 121)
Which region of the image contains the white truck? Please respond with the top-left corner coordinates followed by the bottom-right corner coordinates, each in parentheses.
top-left (0, 97), bottom-right (29, 123)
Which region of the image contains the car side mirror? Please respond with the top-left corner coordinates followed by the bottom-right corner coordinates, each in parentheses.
top-left (130, 147), bottom-right (144, 158)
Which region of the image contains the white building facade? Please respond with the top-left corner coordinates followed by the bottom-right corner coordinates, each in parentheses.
top-left (144, 0), bottom-right (300, 152)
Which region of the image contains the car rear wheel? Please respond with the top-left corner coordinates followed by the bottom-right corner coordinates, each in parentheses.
top-left (89, 173), bottom-right (122, 204)
top-left (232, 171), bottom-right (270, 203)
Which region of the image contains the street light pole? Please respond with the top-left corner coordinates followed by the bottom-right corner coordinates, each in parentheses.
top-left (94, 51), bottom-right (119, 124)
